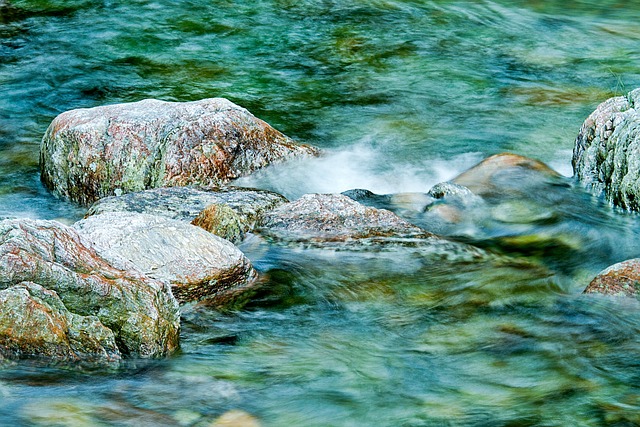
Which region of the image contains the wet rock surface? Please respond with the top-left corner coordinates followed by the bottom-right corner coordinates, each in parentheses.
top-left (85, 186), bottom-right (287, 243)
top-left (40, 98), bottom-right (319, 205)
top-left (74, 212), bottom-right (259, 305)
top-left (257, 193), bottom-right (490, 260)
top-left (259, 193), bottom-right (431, 243)
top-left (0, 219), bottom-right (180, 358)
top-left (584, 259), bottom-right (640, 298)
top-left (346, 154), bottom-right (622, 269)
top-left (0, 282), bottom-right (121, 362)
top-left (572, 88), bottom-right (640, 211)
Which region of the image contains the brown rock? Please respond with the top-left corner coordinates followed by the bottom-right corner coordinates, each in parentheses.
top-left (40, 98), bottom-right (319, 205)
top-left (584, 259), bottom-right (640, 297)
top-left (451, 153), bottom-right (560, 197)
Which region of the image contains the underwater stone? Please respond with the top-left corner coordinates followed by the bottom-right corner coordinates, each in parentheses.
top-left (584, 258), bottom-right (640, 298)
top-left (572, 88), bottom-right (640, 211)
top-left (40, 98), bottom-right (319, 205)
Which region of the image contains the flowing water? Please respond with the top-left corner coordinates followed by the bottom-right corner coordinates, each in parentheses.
top-left (2, 0), bottom-right (640, 425)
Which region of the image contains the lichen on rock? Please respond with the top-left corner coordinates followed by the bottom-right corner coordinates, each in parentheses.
top-left (40, 98), bottom-right (319, 205)
top-left (572, 88), bottom-right (640, 211)
top-left (0, 218), bottom-right (180, 359)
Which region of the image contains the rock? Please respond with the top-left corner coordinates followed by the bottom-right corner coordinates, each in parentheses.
top-left (0, 282), bottom-right (120, 362)
top-left (257, 193), bottom-right (492, 260)
top-left (85, 186), bottom-right (287, 243)
top-left (259, 193), bottom-right (431, 243)
top-left (191, 204), bottom-right (245, 244)
top-left (0, 219), bottom-right (179, 358)
top-left (572, 88), bottom-right (640, 211)
top-left (74, 212), bottom-right (258, 305)
top-left (584, 259), bottom-right (640, 298)
top-left (210, 410), bottom-right (261, 427)
top-left (40, 98), bottom-right (319, 205)
top-left (451, 153), bottom-right (562, 198)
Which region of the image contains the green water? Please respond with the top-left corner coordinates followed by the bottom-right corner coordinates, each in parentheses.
top-left (2, 0), bottom-right (640, 425)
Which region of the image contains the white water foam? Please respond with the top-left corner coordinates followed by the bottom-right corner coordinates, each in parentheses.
top-left (235, 143), bottom-right (483, 199)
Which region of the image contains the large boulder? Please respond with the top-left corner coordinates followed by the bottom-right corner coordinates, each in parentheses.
top-left (0, 282), bottom-right (121, 362)
top-left (584, 259), bottom-right (640, 298)
top-left (40, 98), bottom-right (319, 205)
top-left (85, 186), bottom-right (287, 243)
top-left (0, 219), bottom-right (179, 358)
top-left (572, 88), bottom-right (640, 211)
top-left (73, 212), bottom-right (258, 305)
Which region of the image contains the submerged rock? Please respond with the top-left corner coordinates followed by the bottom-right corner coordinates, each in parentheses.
top-left (40, 98), bottom-right (319, 205)
top-left (0, 219), bottom-right (179, 358)
top-left (451, 153), bottom-right (562, 198)
top-left (584, 259), bottom-right (640, 298)
top-left (258, 193), bottom-right (489, 260)
top-left (572, 88), bottom-right (640, 211)
top-left (0, 282), bottom-right (120, 362)
top-left (85, 186), bottom-right (287, 243)
top-left (74, 212), bottom-right (258, 305)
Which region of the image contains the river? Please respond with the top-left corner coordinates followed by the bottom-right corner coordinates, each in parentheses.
top-left (1, 1), bottom-right (640, 425)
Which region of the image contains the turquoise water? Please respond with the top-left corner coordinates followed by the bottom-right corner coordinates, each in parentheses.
top-left (2, 1), bottom-right (640, 425)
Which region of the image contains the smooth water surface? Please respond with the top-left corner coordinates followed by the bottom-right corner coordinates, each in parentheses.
top-left (1, 0), bottom-right (640, 425)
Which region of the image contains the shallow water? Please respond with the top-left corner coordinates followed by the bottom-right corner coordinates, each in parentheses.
top-left (2, 0), bottom-right (640, 425)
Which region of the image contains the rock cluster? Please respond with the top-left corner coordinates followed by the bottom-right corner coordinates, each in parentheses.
top-left (10, 89), bottom-right (640, 362)
top-left (572, 88), bottom-right (640, 299)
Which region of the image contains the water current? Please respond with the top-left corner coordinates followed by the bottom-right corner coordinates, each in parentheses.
top-left (1, 1), bottom-right (640, 425)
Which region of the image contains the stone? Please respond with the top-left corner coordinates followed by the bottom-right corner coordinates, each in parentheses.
top-left (0, 282), bottom-right (120, 362)
top-left (257, 193), bottom-right (492, 260)
top-left (0, 219), bottom-right (179, 358)
top-left (572, 88), bottom-right (640, 211)
top-left (451, 152), bottom-right (562, 198)
top-left (40, 98), bottom-right (319, 205)
top-left (73, 212), bottom-right (258, 305)
top-left (210, 410), bottom-right (261, 427)
top-left (259, 193), bottom-right (431, 243)
top-left (85, 186), bottom-right (287, 243)
top-left (584, 259), bottom-right (640, 298)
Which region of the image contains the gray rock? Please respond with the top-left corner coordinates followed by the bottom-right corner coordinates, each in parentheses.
top-left (584, 259), bottom-right (640, 298)
top-left (257, 193), bottom-right (491, 261)
top-left (74, 212), bottom-right (258, 305)
top-left (85, 186), bottom-right (287, 243)
top-left (40, 98), bottom-right (319, 205)
top-left (0, 219), bottom-right (180, 358)
top-left (572, 88), bottom-right (640, 211)
top-left (0, 282), bottom-right (120, 362)
top-left (259, 193), bottom-right (430, 243)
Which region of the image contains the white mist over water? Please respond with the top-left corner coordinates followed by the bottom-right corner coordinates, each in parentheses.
top-left (236, 144), bottom-right (484, 199)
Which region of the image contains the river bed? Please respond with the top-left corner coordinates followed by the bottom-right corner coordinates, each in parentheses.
top-left (1, 1), bottom-right (640, 425)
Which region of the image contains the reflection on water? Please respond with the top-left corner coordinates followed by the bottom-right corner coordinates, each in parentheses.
top-left (2, 0), bottom-right (640, 425)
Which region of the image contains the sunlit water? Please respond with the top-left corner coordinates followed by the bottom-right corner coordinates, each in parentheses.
top-left (2, 1), bottom-right (640, 425)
